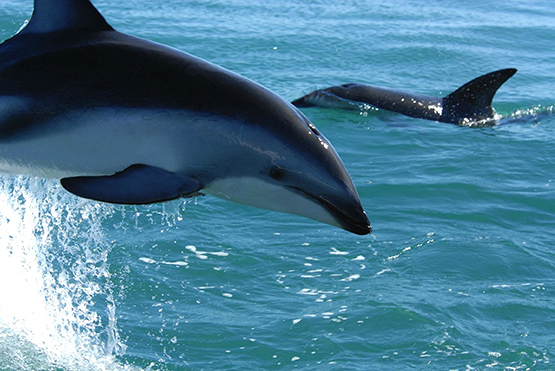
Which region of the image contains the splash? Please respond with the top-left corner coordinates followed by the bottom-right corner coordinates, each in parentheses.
top-left (506, 104), bottom-right (554, 123)
top-left (0, 176), bottom-right (136, 370)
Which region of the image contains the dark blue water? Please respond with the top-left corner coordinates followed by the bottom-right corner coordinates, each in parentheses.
top-left (0, 0), bottom-right (554, 370)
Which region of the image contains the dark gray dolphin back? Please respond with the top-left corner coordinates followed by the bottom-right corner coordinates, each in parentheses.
top-left (442, 68), bottom-right (517, 123)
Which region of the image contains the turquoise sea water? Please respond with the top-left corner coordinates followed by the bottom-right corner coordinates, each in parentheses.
top-left (0, 0), bottom-right (554, 370)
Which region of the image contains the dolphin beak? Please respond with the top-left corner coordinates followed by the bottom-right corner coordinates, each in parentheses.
top-left (290, 187), bottom-right (371, 235)
top-left (319, 195), bottom-right (372, 235)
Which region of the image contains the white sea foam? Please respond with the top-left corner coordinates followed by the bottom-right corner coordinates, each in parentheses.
top-left (0, 175), bottom-right (139, 371)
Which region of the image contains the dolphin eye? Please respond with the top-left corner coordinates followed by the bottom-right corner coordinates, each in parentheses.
top-left (270, 166), bottom-right (286, 181)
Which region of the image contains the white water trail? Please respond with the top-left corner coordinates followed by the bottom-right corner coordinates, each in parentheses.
top-left (0, 175), bottom-right (138, 370)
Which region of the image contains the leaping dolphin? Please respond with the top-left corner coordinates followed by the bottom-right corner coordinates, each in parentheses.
top-left (292, 69), bottom-right (517, 126)
top-left (0, 0), bottom-right (371, 235)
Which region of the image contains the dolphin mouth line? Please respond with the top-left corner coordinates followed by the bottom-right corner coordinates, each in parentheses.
top-left (288, 186), bottom-right (371, 235)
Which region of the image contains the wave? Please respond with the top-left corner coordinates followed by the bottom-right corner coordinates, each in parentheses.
top-left (0, 176), bottom-right (139, 371)
top-left (500, 104), bottom-right (554, 125)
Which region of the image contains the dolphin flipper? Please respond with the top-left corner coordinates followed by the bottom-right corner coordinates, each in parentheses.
top-left (443, 68), bottom-right (517, 118)
top-left (61, 164), bottom-right (203, 204)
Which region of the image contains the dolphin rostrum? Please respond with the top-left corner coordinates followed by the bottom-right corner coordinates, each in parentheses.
top-left (0, 0), bottom-right (371, 235)
top-left (292, 69), bottom-right (517, 126)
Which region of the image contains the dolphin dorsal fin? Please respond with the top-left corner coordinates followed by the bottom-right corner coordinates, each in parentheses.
top-left (444, 68), bottom-right (517, 109)
top-left (20, 0), bottom-right (114, 35)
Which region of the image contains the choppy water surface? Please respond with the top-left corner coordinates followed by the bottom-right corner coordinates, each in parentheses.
top-left (0, 0), bottom-right (554, 369)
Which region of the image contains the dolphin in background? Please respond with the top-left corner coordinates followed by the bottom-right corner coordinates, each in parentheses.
top-left (0, 0), bottom-right (371, 235)
top-left (292, 68), bottom-right (517, 127)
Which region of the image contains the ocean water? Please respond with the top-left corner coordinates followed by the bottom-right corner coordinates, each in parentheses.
top-left (0, 0), bottom-right (554, 370)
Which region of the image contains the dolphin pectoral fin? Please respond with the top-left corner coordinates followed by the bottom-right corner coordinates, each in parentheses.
top-left (61, 164), bottom-right (203, 204)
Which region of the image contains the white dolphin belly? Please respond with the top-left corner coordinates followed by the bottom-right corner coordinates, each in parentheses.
top-left (0, 108), bottom-right (230, 179)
